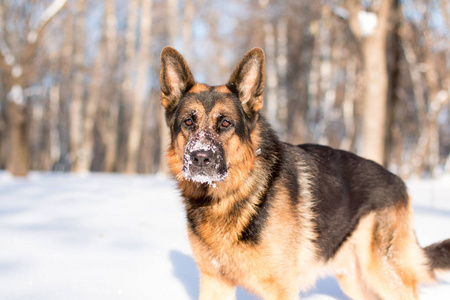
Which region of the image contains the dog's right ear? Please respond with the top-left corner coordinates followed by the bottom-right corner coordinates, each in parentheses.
top-left (227, 48), bottom-right (265, 113)
top-left (160, 47), bottom-right (195, 109)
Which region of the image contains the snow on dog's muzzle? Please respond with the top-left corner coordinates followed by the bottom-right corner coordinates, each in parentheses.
top-left (182, 131), bottom-right (228, 185)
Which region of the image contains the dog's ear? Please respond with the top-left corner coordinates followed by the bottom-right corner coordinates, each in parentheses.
top-left (160, 47), bottom-right (195, 109)
top-left (227, 48), bottom-right (265, 112)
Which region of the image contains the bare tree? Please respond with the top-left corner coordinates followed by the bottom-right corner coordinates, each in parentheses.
top-left (157, 0), bottom-right (178, 174)
top-left (117, 0), bottom-right (139, 172)
top-left (340, 58), bottom-right (358, 151)
top-left (276, 17), bottom-right (289, 138)
top-left (125, 0), bottom-right (153, 173)
top-left (346, 0), bottom-right (393, 165)
top-left (317, 7), bottom-right (336, 146)
top-left (261, 1), bottom-right (280, 133)
top-left (182, 0), bottom-right (194, 53)
top-left (80, 3), bottom-right (107, 173)
top-left (69, 0), bottom-right (87, 172)
top-left (47, 86), bottom-right (61, 169)
top-left (98, 0), bottom-right (120, 172)
top-left (0, 0), bottom-right (68, 176)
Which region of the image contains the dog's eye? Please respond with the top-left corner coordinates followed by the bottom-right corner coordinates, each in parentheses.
top-left (184, 119), bottom-right (194, 126)
top-left (221, 119), bottom-right (232, 128)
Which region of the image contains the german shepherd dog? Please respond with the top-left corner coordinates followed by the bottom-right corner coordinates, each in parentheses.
top-left (160, 47), bottom-right (450, 299)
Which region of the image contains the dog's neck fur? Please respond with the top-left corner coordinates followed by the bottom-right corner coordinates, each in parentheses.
top-left (181, 116), bottom-right (282, 246)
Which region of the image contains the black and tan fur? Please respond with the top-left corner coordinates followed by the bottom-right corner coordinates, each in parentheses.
top-left (160, 47), bottom-right (450, 299)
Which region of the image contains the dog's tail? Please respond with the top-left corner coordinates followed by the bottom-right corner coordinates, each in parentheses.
top-left (424, 239), bottom-right (450, 270)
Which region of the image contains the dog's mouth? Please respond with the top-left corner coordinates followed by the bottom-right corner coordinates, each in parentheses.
top-left (181, 132), bottom-right (228, 186)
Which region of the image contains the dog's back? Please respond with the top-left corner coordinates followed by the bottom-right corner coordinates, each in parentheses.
top-left (293, 143), bottom-right (408, 259)
top-left (288, 143), bottom-right (435, 298)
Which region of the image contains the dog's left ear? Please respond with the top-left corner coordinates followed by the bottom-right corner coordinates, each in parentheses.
top-left (227, 48), bottom-right (265, 112)
top-left (160, 47), bottom-right (195, 109)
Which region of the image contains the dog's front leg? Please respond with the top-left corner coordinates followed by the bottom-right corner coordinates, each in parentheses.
top-left (199, 272), bottom-right (236, 300)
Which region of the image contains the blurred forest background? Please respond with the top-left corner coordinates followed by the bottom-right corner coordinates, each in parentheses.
top-left (0, 0), bottom-right (449, 178)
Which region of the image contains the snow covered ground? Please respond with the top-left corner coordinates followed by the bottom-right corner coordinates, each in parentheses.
top-left (0, 171), bottom-right (450, 300)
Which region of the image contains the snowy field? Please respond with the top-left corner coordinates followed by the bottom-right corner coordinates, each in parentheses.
top-left (1, 171), bottom-right (450, 300)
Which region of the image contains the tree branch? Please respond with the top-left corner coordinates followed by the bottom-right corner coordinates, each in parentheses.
top-left (439, 0), bottom-right (450, 30)
top-left (27, 0), bottom-right (69, 44)
top-left (21, 0), bottom-right (68, 85)
top-left (0, 4), bottom-right (14, 72)
top-left (345, 0), bottom-right (363, 41)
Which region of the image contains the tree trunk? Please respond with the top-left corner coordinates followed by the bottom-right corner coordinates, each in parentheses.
top-left (0, 6), bottom-right (29, 176)
top-left (79, 1), bottom-right (115, 173)
top-left (317, 9), bottom-right (335, 146)
top-left (58, 5), bottom-right (74, 171)
top-left (307, 20), bottom-right (321, 142)
top-left (125, 0), bottom-right (153, 173)
top-left (276, 18), bottom-right (288, 139)
top-left (48, 86), bottom-right (61, 169)
top-left (340, 59), bottom-right (357, 151)
top-left (0, 109), bottom-right (6, 169)
top-left (261, 0), bottom-right (279, 133)
top-left (384, 0), bottom-right (401, 169)
top-left (157, 0), bottom-right (177, 174)
top-left (182, 0), bottom-right (194, 53)
top-left (70, 0), bottom-right (87, 172)
top-left (117, 0), bottom-right (139, 172)
top-left (347, 0), bottom-right (392, 165)
top-left (79, 34), bottom-right (104, 172)
top-left (6, 100), bottom-right (29, 176)
top-left (100, 0), bottom-right (119, 173)
top-left (360, 35), bottom-right (389, 164)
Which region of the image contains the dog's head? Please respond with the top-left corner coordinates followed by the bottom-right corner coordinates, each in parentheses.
top-left (160, 47), bottom-right (265, 187)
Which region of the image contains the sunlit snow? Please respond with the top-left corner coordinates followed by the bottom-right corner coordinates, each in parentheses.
top-left (0, 171), bottom-right (449, 299)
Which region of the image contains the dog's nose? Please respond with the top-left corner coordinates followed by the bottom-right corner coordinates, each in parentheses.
top-left (191, 150), bottom-right (214, 168)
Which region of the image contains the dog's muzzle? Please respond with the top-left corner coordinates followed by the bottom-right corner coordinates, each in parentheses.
top-left (182, 131), bottom-right (228, 185)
